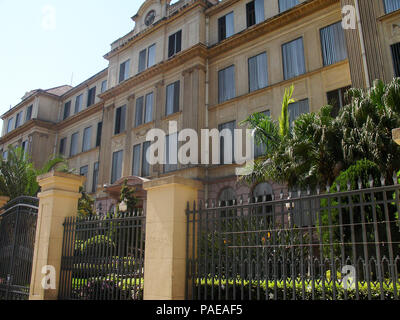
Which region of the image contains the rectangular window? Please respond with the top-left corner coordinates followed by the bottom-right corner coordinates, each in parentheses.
top-left (26, 105), bottom-right (33, 122)
top-left (3, 150), bottom-right (8, 160)
top-left (138, 49), bottom-right (147, 73)
top-left (132, 144), bottom-right (141, 177)
top-left (115, 105), bottom-right (126, 135)
top-left (219, 121), bottom-right (236, 165)
top-left (327, 86), bottom-right (351, 117)
top-left (101, 80), bottom-right (107, 93)
top-left (7, 118), bottom-right (13, 134)
top-left (320, 22), bottom-right (348, 66)
top-left (254, 110), bottom-right (271, 158)
top-left (282, 37), bottom-right (306, 80)
top-left (249, 52), bottom-right (268, 92)
top-left (246, 0), bottom-right (265, 28)
top-left (147, 44), bottom-right (156, 68)
top-left (164, 134), bottom-right (178, 173)
top-left (142, 141), bottom-right (151, 177)
top-left (166, 81), bottom-right (180, 116)
top-left (384, 0), bottom-right (400, 14)
top-left (145, 92), bottom-right (154, 123)
top-left (218, 12), bottom-right (234, 42)
top-left (21, 140), bottom-right (29, 155)
top-left (82, 126), bottom-right (92, 153)
top-left (279, 0), bottom-right (299, 13)
top-left (92, 162), bottom-right (99, 193)
top-left (59, 137), bottom-right (67, 155)
top-left (119, 59), bottom-right (131, 83)
top-left (96, 122), bottom-right (102, 147)
top-left (80, 165), bottom-right (89, 191)
top-left (111, 150), bottom-right (123, 184)
top-left (75, 94), bottom-right (83, 114)
top-left (135, 96), bottom-right (144, 127)
top-left (63, 101), bottom-right (71, 120)
top-left (87, 87), bottom-right (96, 107)
top-left (391, 42), bottom-right (400, 77)
top-left (15, 112), bottom-right (22, 129)
top-left (288, 99), bottom-right (309, 128)
top-left (70, 132), bottom-right (79, 157)
top-left (168, 30), bottom-right (182, 58)
top-left (218, 65), bottom-right (236, 103)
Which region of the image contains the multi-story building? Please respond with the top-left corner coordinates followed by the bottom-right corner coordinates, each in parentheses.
top-left (1, 0), bottom-right (400, 213)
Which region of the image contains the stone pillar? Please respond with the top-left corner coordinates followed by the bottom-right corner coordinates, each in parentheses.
top-left (29, 171), bottom-right (85, 300)
top-left (143, 176), bottom-right (203, 300)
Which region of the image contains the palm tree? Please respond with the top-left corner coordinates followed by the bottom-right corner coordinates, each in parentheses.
top-left (0, 146), bottom-right (68, 200)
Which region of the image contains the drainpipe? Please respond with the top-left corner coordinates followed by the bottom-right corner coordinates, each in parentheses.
top-left (205, 15), bottom-right (210, 201)
top-left (354, 0), bottom-right (370, 88)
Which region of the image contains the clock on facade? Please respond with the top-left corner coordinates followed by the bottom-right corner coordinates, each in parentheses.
top-left (145, 10), bottom-right (156, 26)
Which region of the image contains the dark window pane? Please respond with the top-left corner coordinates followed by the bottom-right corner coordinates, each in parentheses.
top-left (115, 105), bottom-right (126, 134)
top-left (63, 101), bottom-right (71, 120)
top-left (82, 126), bottom-right (92, 152)
top-left (70, 132), bottom-right (79, 157)
top-left (26, 105), bottom-right (33, 121)
top-left (327, 86), bottom-right (351, 117)
top-left (166, 81), bottom-right (180, 116)
top-left (87, 87), bottom-right (96, 107)
top-left (247, 1), bottom-right (256, 28)
top-left (135, 96), bottom-right (144, 127)
top-left (391, 42), bottom-right (400, 77)
top-left (96, 122), bottom-right (102, 147)
top-left (59, 138), bottom-right (66, 155)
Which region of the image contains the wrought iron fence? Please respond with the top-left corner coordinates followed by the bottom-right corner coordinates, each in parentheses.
top-left (59, 209), bottom-right (146, 300)
top-left (186, 178), bottom-right (400, 300)
top-left (0, 196), bottom-right (38, 300)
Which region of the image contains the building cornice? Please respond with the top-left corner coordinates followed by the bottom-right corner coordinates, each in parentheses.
top-left (0, 119), bottom-right (56, 145)
top-left (208, 0), bottom-right (338, 58)
top-left (104, 0), bottom-right (209, 60)
top-left (56, 101), bottom-right (104, 131)
top-left (99, 43), bottom-right (208, 101)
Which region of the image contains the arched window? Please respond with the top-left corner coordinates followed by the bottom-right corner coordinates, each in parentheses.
top-left (253, 182), bottom-right (273, 202)
top-left (218, 187), bottom-right (236, 207)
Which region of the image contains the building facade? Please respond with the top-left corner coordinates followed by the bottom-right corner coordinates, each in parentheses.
top-left (2, 0), bottom-right (400, 213)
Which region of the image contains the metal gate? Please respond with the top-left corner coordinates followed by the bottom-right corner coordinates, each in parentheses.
top-left (59, 209), bottom-right (146, 300)
top-left (0, 196), bottom-right (38, 300)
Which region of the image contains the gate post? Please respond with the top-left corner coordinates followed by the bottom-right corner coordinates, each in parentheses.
top-left (29, 171), bottom-right (85, 300)
top-left (143, 176), bottom-right (203, 300)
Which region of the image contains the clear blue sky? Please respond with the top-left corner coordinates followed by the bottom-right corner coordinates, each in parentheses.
top-left (0, 0), bottom-right (168, 132)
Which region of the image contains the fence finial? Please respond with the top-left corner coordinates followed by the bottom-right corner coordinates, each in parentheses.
top-left (380, 174), bottom-right (386, 186)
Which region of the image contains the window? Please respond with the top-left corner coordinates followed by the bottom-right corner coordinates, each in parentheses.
top-left (115, 105), bottom-right (126, 135)
top-left (26, 105), bottom-right (33, 122)
top-left (168, 30), bottom-right (182, 58)
top-left (282, 37), bottom-right (306, 80)
top-left (21, 140), bottom-right (29, 155)
top-left (142, 141), bottom-right (151, 177)
top-left (15, 112), bottom-right (22, 129)
top-left (164, 133), bottom-right (178, 173)
top-left (59, 137), bottom-right (67, 155)
top-left (135, 96), bottom-right (144, 127)
top-left (82, 126), bottom-right (92, 152)
top-left (246, 0), bottom-right (265, 28)
top-left (96, 122), bottom-right (103, 147)
top-left (7, 118), bottom-right (13, 134)
top-left (147, 44), bottom-right (156, 68)
top-left (219, 121), bottom-right (236, 165)
top-left (87, 87), bottom-right (96, 107)
top-left (320, 22), bottom-right (348, 66)
top-left (288, 99), bottom-right (309, 127)
top-left (3, 150), bottom-right (8, 160)
top-left (70, 132), bottom-right (79, 157)
top-left (166, 81), bottom-right (180, 116)
top-left (101, 80), bottom-right (107, 93)
top-left (63, 101), bottom-right (71, 120)
top-left (119, 59), bottom-right (131, 83)
top-left (219, 187), bottom-right (236, 207)
top-left (138, 49), bottom-right (147, 73)
top-left (327, 86), bottom-right (351, 117)
top-left (218, 12), bottom-right (234, 42)
top-left (391, 42), bottom-right (400, 77)
top-left (279, 0), bottom-right (299, 13)
top-left (249, 52), bottom-right (268, 92)
top-left (132, 144), bottom-right (141, 177)
top-left (111, 150), bottom-right (123, 184)
top-left (92, 162), bottom-right (99, 193)
top-left (80, 165), bottom-right (89, 191)
top-left (253, 182), bottom-right (273, 215)
top-left (145, 92), bottom-right (153, 123)
top-left (75, 94), bottom-right (83, 114)
top-left (218, 65), bottom-right (236, 103)
top-left (254, 110), bottom-right (271, 158)
top-left (384, 0), bottom-right (400, 14)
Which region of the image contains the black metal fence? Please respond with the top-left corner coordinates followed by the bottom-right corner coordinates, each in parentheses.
top-left (59, 209), bottom-right (146, 300)
top-left (186, 179), bottom-right (400, 300)
top-left (0, 196), bottom-right (38, 300)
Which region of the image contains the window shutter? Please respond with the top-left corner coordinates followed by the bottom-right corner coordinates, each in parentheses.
top-left (168, 34), bottom-right (175, 58)
top-left (176, 30), bottom-right (182, 54)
